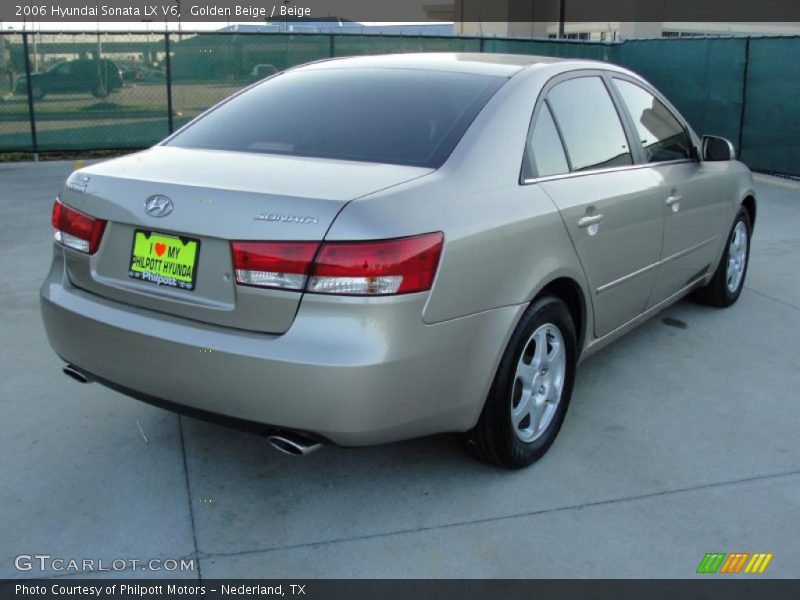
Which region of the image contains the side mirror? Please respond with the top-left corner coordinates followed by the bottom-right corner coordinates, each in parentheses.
top-left (702, 135), bottom-right (736, 161)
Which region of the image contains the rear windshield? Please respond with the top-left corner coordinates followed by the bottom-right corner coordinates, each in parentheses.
top-left (166, 68), bottom-right (506, 168)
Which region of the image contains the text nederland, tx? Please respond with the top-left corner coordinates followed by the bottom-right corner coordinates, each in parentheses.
top-left (15, 583), bottom-right (306, 595)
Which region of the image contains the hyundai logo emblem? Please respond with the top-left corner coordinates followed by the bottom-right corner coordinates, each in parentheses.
top-left (144, 195), bottom-right (173, 217)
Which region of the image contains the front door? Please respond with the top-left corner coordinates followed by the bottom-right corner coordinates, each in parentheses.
top-left (608, 76), bottom-right (730, 304)
top-left (646, 162), bottom-right (730, 303)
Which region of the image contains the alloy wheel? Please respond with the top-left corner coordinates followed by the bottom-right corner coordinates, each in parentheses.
top-left (510, 323), bottom-right (566, 443)
top-left (726, 220), bottom-right (748, 293)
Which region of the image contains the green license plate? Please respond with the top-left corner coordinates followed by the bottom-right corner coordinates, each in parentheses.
top-left (128, 229), bottom-right (200, 291)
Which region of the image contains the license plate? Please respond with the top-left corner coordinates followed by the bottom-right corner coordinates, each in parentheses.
top-left (128, 229), bottom-right (200, 290)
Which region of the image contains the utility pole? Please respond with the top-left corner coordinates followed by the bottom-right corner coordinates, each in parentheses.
top-left (283, 0), bottom-right (290, 69)
top-left (95, 14), bottom-right (106, 98)
top-left (558, 0), bottom-right (566, 38)
top-left (21, 30), bottom-right (39, 159)
top-left (175, 0), bottom-right (183, 40)
top-left (30, 18), bottom-right (38, 71)
top-left (142, 19), bottom-right (153, 65)
top-left (0, 21), bottom-right (7, 91)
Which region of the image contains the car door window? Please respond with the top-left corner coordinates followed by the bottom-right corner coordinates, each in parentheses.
top-left (547, 76), bottom-right (633, 172)
top-left (55, 63), bottom-right (71, 76)
top-left (613, 78), bottom-right (694, 163)
top-left (523, 102), bottom-right (569, 179)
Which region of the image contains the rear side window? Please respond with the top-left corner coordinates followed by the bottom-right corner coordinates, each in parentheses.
top-left (613, 78), bottom-right (694, 162)
top-left (167, 68), bottom-right (506, 168)
top-left (547, 77), bottom-right (633, 172)
top-left (524, 103), bottom-right (569, 179)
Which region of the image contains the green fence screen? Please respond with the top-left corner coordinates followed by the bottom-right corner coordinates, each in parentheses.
top-left (0, 31), bottom-right (798, 175)
top-left (613, 38), bottom-right (748, 154)
top-left (0, 33), bottom-right (33, 151)
top-left (739, 37), bottom-right (800, 174)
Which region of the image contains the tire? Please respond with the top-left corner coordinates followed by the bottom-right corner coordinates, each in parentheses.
top-left (31, 86), bottom-right (44, 100)
top-left (694, 206), bottom-right (751, 308)
top-left (462, 294), bottom-right (577, 469)
top-left (92, 85), bottom-right (108, 99)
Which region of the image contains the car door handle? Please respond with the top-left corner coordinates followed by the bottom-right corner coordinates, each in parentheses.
top-left (577, 214), bottom-right (604, 228)
top-left (666, 194), bottom-right (683, 213)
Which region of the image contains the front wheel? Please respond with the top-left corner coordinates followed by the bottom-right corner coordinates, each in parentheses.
top-left (91, 85), bottom-right (108, 99)
top-left (462, 294), bottom-right (577, 469)
top-left (694, 206), bottom-right (752, 307)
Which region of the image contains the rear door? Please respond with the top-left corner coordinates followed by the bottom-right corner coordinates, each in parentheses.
top-left (524, 74), bottom-right (665, 338)
top-left (50, 62), bottom-right (73, 93)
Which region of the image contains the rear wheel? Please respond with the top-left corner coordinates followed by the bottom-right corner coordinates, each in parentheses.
top-left (462, 294), bottom-right (577, 469)
top-left (31, 86), bottom-right (44, 100)
top-left (694, 207), bottom-right (751, 307)
top-left (92, 85), bottom-right (108, 99)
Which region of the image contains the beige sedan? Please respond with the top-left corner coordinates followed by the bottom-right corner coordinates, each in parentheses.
top-left (41, 53), bottom-right (755, 468)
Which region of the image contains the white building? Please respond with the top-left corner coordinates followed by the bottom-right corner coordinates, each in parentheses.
top-left (454, 21), bottom-right (800, 41)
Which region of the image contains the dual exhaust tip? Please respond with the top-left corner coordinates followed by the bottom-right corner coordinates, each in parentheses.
top-left (63, 365), bottom-right (92, 384)
top-left (267, 434), bottom-right (322, 456)
top-left (62, 364), bottom-right (321, 457)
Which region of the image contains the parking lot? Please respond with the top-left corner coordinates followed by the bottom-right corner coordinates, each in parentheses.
top-left (0, 83), bottom-right (243, 150)
top-left (1, 160), bottom-right (799, 579)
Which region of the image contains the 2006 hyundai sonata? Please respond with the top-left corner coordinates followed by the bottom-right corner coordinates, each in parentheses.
top-left (41, 53), bottom-right (755, 468)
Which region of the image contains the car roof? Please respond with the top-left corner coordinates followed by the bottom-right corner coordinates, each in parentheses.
top-left (296, 52), bottom-right (577, 78)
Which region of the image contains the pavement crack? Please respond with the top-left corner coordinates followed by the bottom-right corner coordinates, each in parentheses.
top-left (204, 468), bottom-right (800, 561)
top-left (744, 286), bottom-right (800, 311)
top-left (178, 415), bottom-right (203, 581)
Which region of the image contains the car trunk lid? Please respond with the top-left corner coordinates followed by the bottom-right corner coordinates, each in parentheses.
top-left (60, 146), bottom-right (432, 333)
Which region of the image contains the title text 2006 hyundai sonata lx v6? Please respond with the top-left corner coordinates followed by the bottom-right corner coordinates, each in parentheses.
top-left (41, 53), bottom-right (755, 468)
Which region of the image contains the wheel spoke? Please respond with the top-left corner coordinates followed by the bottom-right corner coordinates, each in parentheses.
top-left (531, 399), bottom-right (547, 433)
top-left (533, 329), bottom-right (549, 367)
top-left (548, 338), bottom-right (561, 363)
top-left (516, 361), bottom-right (538, 385)
top-left (512, 388), bottom-right (534, 428)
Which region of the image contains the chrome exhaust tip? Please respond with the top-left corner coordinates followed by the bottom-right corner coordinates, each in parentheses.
top-left (63, 365), bottom-right (91, 384)
top-left (268, 433), bottom-right (322, 456)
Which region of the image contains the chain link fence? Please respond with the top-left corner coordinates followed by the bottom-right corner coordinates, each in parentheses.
top-left (1, 31), bottom-right (798, 175)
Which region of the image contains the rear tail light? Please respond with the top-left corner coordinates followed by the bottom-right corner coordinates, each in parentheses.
top-left (231, 232), bottom-right (443, 296)
top-left (231, 241), bottom-right (319, 291)
top-left (51, 199), bottom-right (106, 254)
top-left (308, 233), bottom-right (443, 295)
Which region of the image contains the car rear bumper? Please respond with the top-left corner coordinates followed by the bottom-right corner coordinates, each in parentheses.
top-left (40, 250), bottom-right (522, 446)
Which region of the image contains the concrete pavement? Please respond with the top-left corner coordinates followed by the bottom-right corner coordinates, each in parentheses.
top-left (1, 160), bottom-right (798, 579)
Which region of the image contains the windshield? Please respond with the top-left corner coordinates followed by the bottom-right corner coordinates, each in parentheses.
top-left (166, 67), bottom-right (506, 168)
